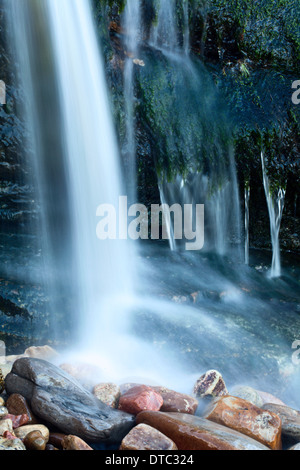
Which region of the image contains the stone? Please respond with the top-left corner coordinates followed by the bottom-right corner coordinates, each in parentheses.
top-left (120, 423), bottom-right (178, 450)
top-left (0, 397), bottom-right (5, 406)
top-left (257, 391), bottom-right (286, 406)
top-left (0, 436), bottom-right (26, 450)
top-left (203, 396), bottom-right (282, 450)
top-left (24, 345), bottom-right (58, 361)
top-left (6, 393), bottom-right (37, 424)
top-left (193, 370), bottom-right (228, 399)
top-left (152, 386), bottom-right (198, 415)
top-left (45, 444), bottom-right (58, 451)
top-left (93, 383), bottom-right (121, 408)
top-left (6, 413), bottom-right (29, 429)
top-left (24, 431), bottom-right (46, 451)
top-left (3, 431), bottom-right (17, 440)
top-left (0, 419), bottom-right (13, 436)
top-left (119, 385), bottom-right (163, 415)
top-left (136, 412), bottom-right (269, 450)
top-left (0, 368), bottom-right (4, 394)
top-left (14, 424), bottom-right (49, 442)
top-left (262, 404), bottom-right (300, 441)
top-left (0, 406), bottom-right (8, 418)
top-left (62, 435), bottom-right (93, 451)
top-left (289, 443), bottom-right (300, 450)
top-left (6, 358), bottom-right (135, 443)
top-left (49, 432), bottom-right (66, 449)
top-left (231, 386), bottom-right (263, 407)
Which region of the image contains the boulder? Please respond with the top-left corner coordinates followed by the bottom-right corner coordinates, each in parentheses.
top-left (262, 404), bottom-right (300, 441)
top-left (136, 411), bottom-right (269, 450)
top-left (203, 395), bottom-right (282, 450)
top-left (120, 423), bottom-right (178, 450)
top-left (5, 358), bottom-right (135, 443)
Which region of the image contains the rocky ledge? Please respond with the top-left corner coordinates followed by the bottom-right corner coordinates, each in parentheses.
top-left (0, 348), bottom-right (300, 451)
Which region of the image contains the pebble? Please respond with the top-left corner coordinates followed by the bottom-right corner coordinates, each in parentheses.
top-left (152, 386), bottom-right (198, 415)
top-left (93, 383), bottom-right (121, 408)
top-left (120, 423), bottom-right (178, 450)
top-left (14, 424), bottom-right (49, 442)
top-left (24, 431), bottom-right (47, 451)
top-left (0, 406), bottom-right (8, 418)
top-left (6, 413), bottom-right (29, 429)
top-left (0, 436), bottom-right (26, 450)
top-left (193, 370), bottom-right (228, 399)
top-left (118, 385), bottom-right (163, 415)
top-left (6, 393), bottom-right (37, 424)
top-left (0, 419), bottom-right (13, 436)
top-left (62, 435), bottom-right (93, 451)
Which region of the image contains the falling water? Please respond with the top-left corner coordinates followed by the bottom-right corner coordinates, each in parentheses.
top-left (244, 182), bottom-right (250, 265)
top-left (6, 0), bottom-right (134, 351)
top-left (261, 152), bottom-right (286, 278)
top-left (150, 0), bottom-right (178, 51)
top-left (122, 0), bottom-right (142, 205)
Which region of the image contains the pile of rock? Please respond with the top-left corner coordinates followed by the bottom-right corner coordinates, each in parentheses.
top-left (1, 353), bottom-right (300, 451)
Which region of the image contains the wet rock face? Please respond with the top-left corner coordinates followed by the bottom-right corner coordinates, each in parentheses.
top-left (5, 358), bottom-right (135, 443)
top-left (136, 411), bottom-right (269, 450)
top-left (203, 396), bottom-right (282, 450)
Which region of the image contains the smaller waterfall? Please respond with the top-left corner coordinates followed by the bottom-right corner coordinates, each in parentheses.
top-left (122, 0), bottom-right (142, 205)
top-left (244, 181), bottom-right (250, 265)
top-left (150, 0), bottom-right (178, 51)
top-left (261, 153), bottom-right (286, 278)
top-left (183, 0), bottom-right (190, 55)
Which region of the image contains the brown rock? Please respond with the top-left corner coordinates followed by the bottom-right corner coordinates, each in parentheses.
top-left (152, 387), bottom-right (198, 415)
top-left (24, 430), bottom-right (46, 451)
top-left (24, 345), bottom-right (58, 361)
top-left (203, 396), bottom-right (282, 450)
top-left (49, 432), bottom-right (66, 449)
top-left (119, 385), bottom-right (163, 415)
top-left (14, 424), bottom-right (49, 442)
top-left (93, 383), bottom-right (121, 408)
top-left (136, 411), bottom-right (269, 450)
top-left (120, 423), bottom-right (178, 450)
top-left (193, 370), bottom-right (228, 399)
top-left (6, 394), bottom-right (37, 424)
top-left (262, 403), bottom-right (300, 441)
top-left (62, 435), bottom-right (93, 451)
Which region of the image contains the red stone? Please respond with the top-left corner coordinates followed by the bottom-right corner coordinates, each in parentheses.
top-left (6, 413), bottom-right (29, 429)
top-left (3, 431), bottom-right (17, 440)
top-left (118, 385), bottom-right (163, 415)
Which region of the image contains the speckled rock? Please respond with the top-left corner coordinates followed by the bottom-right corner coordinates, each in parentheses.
top-left (152, 387), bottom-right (198, 415)
top-left (203, 396), bottom-right (282, 450)
top-left (62, 435), bottom-right (93, 451)
top-left (136, 411), bottom-right (269, 450)
top-left (0, 419), bottom-right (13, 436)
top-left (231, 386), bottom-right (263, 407)
top-left (119, 385), bottom-right (163, 415)
top-left (120, 423), bottom-right (178, 450)
top-left (0, 436), bottom-right (26, 450)
top-left (93, 383), bottom-right (121, 408)
top-left (24, 431), bottom-right (47, 451)
top-left (193, 370), bottom-right (228, 399)
top-left (0, 406), bottom-right (8, 418)
top-left (14, 424), bottom-right (50, 442)
top-left (262, 404), bottom-right (300, 441)
top-left (6, 394), bottom-right (37, 424)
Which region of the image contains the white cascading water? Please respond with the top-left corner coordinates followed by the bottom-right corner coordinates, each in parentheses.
top-left (244, 182), bottom-right (250, 265)
top-left (261, 152), bottom-right (286, 278)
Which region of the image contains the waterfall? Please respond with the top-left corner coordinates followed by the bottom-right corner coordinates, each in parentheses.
top-left (122, 0), bottom-right (142, 205)
top-left (145, 1), bottom-right (241, 255)
top-left (6, 0), bottom-right (134, 350)
top-left (244, 182), bottom-right (250, 265)
top-left (261, 152), bottom-right (286, 278)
